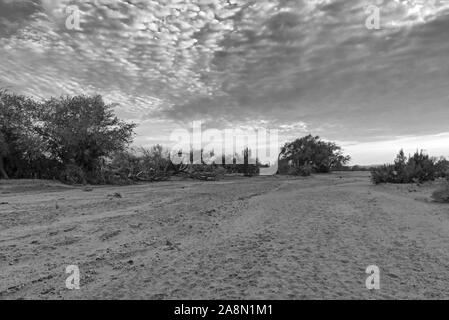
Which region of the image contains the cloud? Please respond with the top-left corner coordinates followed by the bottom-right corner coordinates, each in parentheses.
top-left (0, 0), bottom-right (448, 162)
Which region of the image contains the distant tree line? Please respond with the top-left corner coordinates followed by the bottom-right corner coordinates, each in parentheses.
top-left (0, 89), bottom-right (358, 183)
top-left (0, 89), bottom-right (260, 184)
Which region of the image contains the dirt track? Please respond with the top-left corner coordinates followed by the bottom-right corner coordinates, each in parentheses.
top-left (1, 172), bottom-right (448, 299)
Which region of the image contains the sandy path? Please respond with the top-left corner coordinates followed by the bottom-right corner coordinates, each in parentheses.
top-left (0, 172), bottom-right (448, 299)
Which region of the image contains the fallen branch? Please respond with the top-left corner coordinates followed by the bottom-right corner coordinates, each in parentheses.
top-left (135, 171), bottom-right (170, 182)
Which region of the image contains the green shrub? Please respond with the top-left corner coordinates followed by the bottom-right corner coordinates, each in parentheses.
top-left (222, 164), bottom-right (259, 176)
top-left (299, 164), bottom-right (313, 176)
top-left (59, 164), bottom-right (86, 184)
top-left (140, 145), bottom-right (171, 172)
top-left (190, 164), bottom-right (226, 176)
top-left (435, 158), bottom-right (449, 178)
top-left (432, 180), bottom-right (449, 203)
top-left (370, 164), bottom-right (396, 184)
top-left (287, 163), bottom-right (312, 176)
top-left (371, 150), bottom-right (448, 185)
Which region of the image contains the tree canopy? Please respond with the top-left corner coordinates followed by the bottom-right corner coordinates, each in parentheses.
top-left (0, 90), bottom-right (136, 180)
top-left (279, 134), bottom-right (350, 173)
top-left (37, 95), bottom-right (136, 171)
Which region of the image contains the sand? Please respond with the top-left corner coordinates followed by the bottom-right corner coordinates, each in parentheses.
top-left (0, 172), bottom-right (448, 299)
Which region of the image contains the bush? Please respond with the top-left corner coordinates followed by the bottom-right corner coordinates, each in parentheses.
top-left (371, 164), bottom-right (397, 184)
top-left (432, 180), bottom-right (449, 203)
top-left (298, 163), bottom-right (313, 176)
top-left (371, 150), bottom-right (448, 185)
top-left (59, 164), bottom-right (86, 184)
top-left (435, 158), bottom-right (449, 178)
top-left (190, 164), bottom-right (226, 176)
top-left (222, 164), bottom-right (260, 176)
top-left (140, 145), bottom-right (171, 173)
top-left (288, 164), bottom-right (313, 176)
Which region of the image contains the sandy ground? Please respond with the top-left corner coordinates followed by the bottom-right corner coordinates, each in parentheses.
top-left (0, 172), bottom-right (448, 300)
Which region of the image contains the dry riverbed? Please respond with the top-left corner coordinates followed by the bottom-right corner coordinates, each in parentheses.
top-left (0, 172), bottom-right (448, 299)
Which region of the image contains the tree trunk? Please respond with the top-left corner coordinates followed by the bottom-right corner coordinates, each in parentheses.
top-left (0, 157), bottom-right (9, 179)
top-left (243, 148), bottom-right (249, 176)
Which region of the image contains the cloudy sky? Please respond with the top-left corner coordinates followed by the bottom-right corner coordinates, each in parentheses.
top-left (1, 0), bottom-right (449, 164)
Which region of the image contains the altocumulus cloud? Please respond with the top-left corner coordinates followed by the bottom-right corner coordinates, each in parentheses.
top-left (1, 0), bottom-right (449, 164)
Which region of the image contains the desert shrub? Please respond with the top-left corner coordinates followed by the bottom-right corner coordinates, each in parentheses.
top-left (190, 164), bottom-right (226, 176)
top-left (244, 164), bottom-right (260, 176)
top-left (232, 164), bottom-right (259, 176)
top-left (221, 164), bottom-right (259, 176)
top-left (214, 166), bottom-right (227, 176)
top-left (190, 164), bottom-right (214, 173)
top-left (59, 164), bottom-right (86, 184)
top-left (287, 163), bottom-right (313, 176)
top-left (371, 150), bottom-right (447, 184)
top-left (435, 158), bottom-right (449, 178)
top-left (96, 147), bottom-right (172, 185)
top-left (370, 164), bottom-right (397, 184)
top-left (85, 166), bottom-right (133, 185)
top-left (404, 151), bottom-right (436, 182)
top-left (140, 145), bottom-right (171, 172)
top-left (298, 163), bottom-right (313, 176)
top-left (431, 180), bottom-right (449, 203)
top-left (109, 149), bottom-right (141, 177)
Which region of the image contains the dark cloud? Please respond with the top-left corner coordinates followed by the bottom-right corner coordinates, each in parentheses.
top-left (0, 0), bottom-right (41, 37)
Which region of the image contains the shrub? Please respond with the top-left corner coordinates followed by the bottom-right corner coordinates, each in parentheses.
top-left (435, 158), bottom-right (449, 178)
top-left (405, 151), bottom-right (436, 182)
top-left (288, 164), bottom-right (313, 176)
top-left (371, 164), bottom-right (397, 184)
top-left (222, 164), bottom-right (260, 176)
top-left (140, 145), bottom-right (171, 173)
top-left (432, 180), bottom-right (449, 203)
top-left (370, 150), bottom-right (448, 185)
top-left (190, 164), bottom-right (226, 176)
top-left (109, 149), bottom-right (142, 177)
top-left (59, 164), bottom-right (86, 184)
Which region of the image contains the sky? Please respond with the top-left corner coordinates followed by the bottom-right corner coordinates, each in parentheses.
top-left (0, 0), bottom-right (449, 165)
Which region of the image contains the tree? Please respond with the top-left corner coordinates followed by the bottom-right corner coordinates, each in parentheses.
top-left (279, 135), bottom-right (350, 173)
top-left (394, 149), bottom-right (407, 171)
top-left (0, 89), bottom-right (44, 179)
top-left (0, 132), bottom-right (9, 179)
top-left (38, 95), bottom-right (136, 173)
top-left (243, 147), bottom-right (249, 176)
